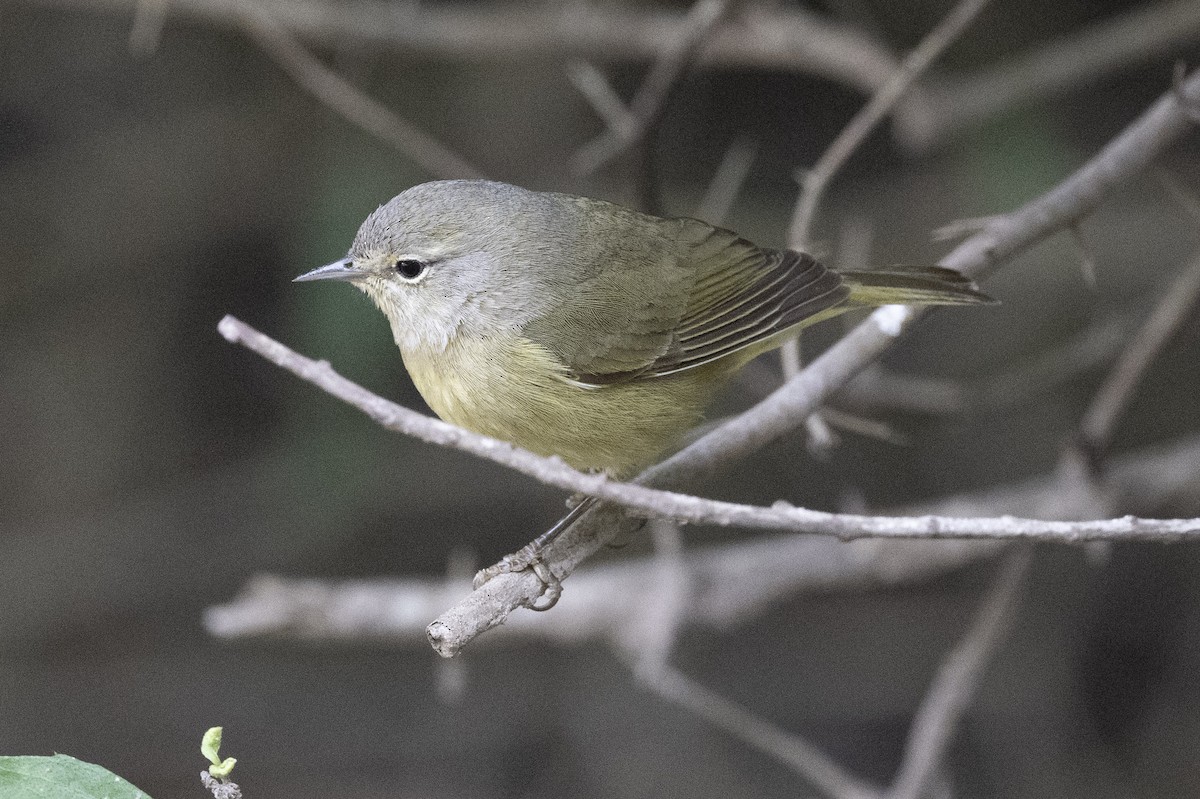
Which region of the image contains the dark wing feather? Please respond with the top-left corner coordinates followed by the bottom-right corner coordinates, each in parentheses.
top-left (647, 245), bottom-right (846, 377)
top-left (569, 219), bottom-right (849, 386)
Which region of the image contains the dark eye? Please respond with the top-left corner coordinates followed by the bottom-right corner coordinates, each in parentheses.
top-left (394, 258), bottom-right (426, 280)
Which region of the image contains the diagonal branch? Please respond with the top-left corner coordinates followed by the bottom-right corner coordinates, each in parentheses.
top-left (1078, 250), bottom-right (1200, 464)
top-left (779, 0), bottom-right (991, 434)
top-left (206, 431), bottom-right (1200, 649)
top-left (236, 3), bottom-right (484, 180)
top-left (220, 315), bottom-right (1200, 541)
top-left (786, 0), bottom-right (992, 251)
top-left (17, 0), bottom-right (909, 96)
top-left (839, 309), bottom-right (1142, 416)
top-left (695, 136), bottom-right (757, 225)
top-left (566, 60), bottom-right (640, 141)
top-left (885, 547), bottom-right (1031, 799)
top-left (644, 665), bottom-right (880, 799)
top-left (895, 0), bottom-right (1200, 152)
top-left (571, 0), bottom-right (734, 177)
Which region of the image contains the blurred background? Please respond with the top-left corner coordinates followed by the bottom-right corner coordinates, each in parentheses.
top-left (2, 0), bottom-right (1200, 796)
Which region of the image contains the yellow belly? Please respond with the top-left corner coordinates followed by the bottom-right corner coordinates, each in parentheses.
top-left (401, 333), bottom-right (724, 476)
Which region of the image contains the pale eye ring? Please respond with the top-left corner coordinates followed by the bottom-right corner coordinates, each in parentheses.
top-left (394, 258), bottom-right (426, 280)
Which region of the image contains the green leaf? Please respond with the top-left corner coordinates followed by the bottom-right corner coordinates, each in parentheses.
top-left (201, 727), bottom-right (223, 766)
top-left (0, 754), bottom-right (151, 799)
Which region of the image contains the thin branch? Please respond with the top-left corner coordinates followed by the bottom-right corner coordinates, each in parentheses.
top-left (1079, 250), bottom-right (1200, 461)
top-left (895, 0), bottom-right (1200, 152)
top-left (572, 0), bottom-right (734, 176)
top-left (205, 538), bottom-right (1000, 647)
top-left (779, 0), bottom-right (990, 454)
top-left (221, 315), bottom-right (1200, 545)
top-left (624, 520), bottom-right (689, 677)
top-left (206, 431), bottom-right (1200, 644)
top-left (787, 0), bottom-right (992, 251)
top-left (1157, 168), bottom-right (1200, 222)
top-left (930, 214), bottom-right (1004, 242)
top-left (885, 547), bottom-right (1031, 799)
top-left (1175, 60), bottom-right (1200, 123)
top-left (127, 0), bottom-right (166, 56)
top-left (236, 3), bottom-right (484, 180)
top-left (695, 136), bottom-right (757, 224)
top-left (643, 665), bottom-right (880, 799)
top-left (840, 310), bottom-right (1142, 416)
top-left (820, 407), bottom-right (908, 446)
top-left (20, 0), bottom-right (911, 96)
top-left (565, 61), bottom-right (639, 141)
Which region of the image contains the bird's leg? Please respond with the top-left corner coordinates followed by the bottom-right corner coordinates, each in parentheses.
top-left (473, 495), bottom-right (599, 610)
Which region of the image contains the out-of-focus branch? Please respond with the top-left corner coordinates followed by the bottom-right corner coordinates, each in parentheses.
top-left (895, 0), bottom-right (1200, 151)
top-left (220, 316), bottom-right (1200, 543)
top-left (15, 0), bottom-right (909, 97)
top-left (126, 0), bottom-right (166, 55)
top-left (644, 665), bottom-right (880, 799)
top-left (695, 136), bottom-right (757, 224)
top-left (236, 4), bottom-right (484, 179)
top-left (572, 0), bottom-right (733, 178)
top-left (885, 547), bottom-right (1031, 799)
top-left (1079, 250), bottom-right (1200, 464)
top-left (838, 310), bottom-right (1142, 416)
top-left (206, 432), bottom-right (1200, 645)
top-left (779, 0), bottom-right (991, 435)
top-left (565, 61), bottom-right (639, 141)
top-left (786, 0), bottom-right (991, 251)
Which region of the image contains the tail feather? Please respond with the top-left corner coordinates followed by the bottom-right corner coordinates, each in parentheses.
top-left (839, 265), bottom-right (994, 307)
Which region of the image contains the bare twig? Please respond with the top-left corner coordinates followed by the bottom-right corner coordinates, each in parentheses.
top-left (930, 215), bottom-right (1004, 242)
top-left (1175, 61), bottom-right (1200, 123)
top-left (127, 0), bottom-right (166, 55)
top-left (885, 547), bottom-right (1031, 799)
top-left (206, 431), bottom-right (1200, 644)
top-left (644, 665), bottom-right (880, 799)
top-left (695, 136), bottom-right (757, 224)
top-left (787, 0), bottom-right (992, 250)
top-left (1157, 169), bottom-right (1200, 222)
top-left (820, 408), bottom-right (907, 446)
top-left (1079, 250), bottom-right (1200, 461)
top-left (840, 310), bottom-right (1142, 415)
top-left (236, 4), bottom-right (484, 179)
top-left (624, 520), bottom-right (689, 677)
top-left (565, 61), bottom-right (639, 140)
top-left (895, 0), bottom-right (1200, 151)
top-left (779, 0), bottom-right (991, 451)
top-left (20, 0), bottom-right (911, 96)
top-left (200, 771), bottom-right (242, 799)
top-left (572, 0), bottom-right (733, 176)
top-left (204, 537), bottom-right (999, 646)
top-left (220, 316), bottom-right (1200, 544)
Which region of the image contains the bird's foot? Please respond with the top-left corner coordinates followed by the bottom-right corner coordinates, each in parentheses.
top-left (471, 496), bottom-right (598, 610)
top-left (473, 546), bottom-right (563, 611)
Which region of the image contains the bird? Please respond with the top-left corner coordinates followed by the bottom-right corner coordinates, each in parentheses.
top-left (296, 179), bottom-right (991, 478)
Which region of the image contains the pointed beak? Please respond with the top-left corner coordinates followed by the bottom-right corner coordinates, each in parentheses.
top-left (294, 259), bottom-right (361, 283)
